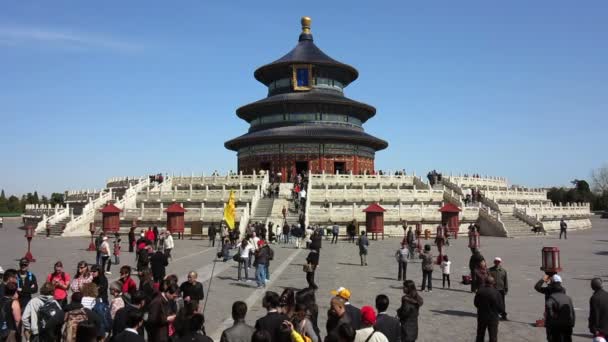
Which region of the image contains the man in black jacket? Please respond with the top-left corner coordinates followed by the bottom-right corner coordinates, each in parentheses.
top-left (590, 278), bottom-right (608, 338)
top-left (474, 276), bottom-right (504, 342)
top-left (113, 291), bottom-right (146, 337)
top-left (374, 294), bottom-right (400, 342)
top-left (255, 291), bottom-right (290, 342)
top-left (112, 309), bottom-right (145, 342)
top-left (545, 275), bottom-right (575, 341)
top-left (469, 249), bottom-right (485, 293)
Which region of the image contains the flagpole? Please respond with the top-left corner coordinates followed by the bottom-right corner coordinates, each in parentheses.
top-left (202, 257), bottom-right (217, 316)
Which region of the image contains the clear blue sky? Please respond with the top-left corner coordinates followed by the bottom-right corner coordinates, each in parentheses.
top-left (1, 1), bottom-right (606, 195)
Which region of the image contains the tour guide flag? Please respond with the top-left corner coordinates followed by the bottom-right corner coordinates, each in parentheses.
top-left (223, 190), bottom-right (236, 230)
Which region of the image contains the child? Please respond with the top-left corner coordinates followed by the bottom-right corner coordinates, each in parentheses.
top-left (441, 255), bottom-right (451, 288)
top-left (113, 237), bottom-right (121, 265)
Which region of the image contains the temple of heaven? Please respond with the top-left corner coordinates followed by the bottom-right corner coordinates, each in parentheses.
top-left (225, 17), bottom-right (388, 182)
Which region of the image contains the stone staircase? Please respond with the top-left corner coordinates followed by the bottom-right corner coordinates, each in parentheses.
top-left (47, 217), bottom-right (71, 236)
top-left (500, 213), bottom-right (536, 237)
top-left (250, 197), bottom-right (274, 224)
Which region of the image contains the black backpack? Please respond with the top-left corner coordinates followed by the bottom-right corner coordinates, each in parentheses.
top-left (548, 292), bottom-right (575, 327)
top-left (0, 297), bottom-right (11, 340)
top-left (38, 299), bottom-right (64, 341)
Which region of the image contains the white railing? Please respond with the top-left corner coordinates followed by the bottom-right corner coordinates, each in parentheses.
top-left (34, 205), bottom-right (70, 233)
top-left (118, 207), bottom-right (246, 221)
top-left (513, 207), bottom-right (543, 228)
top-left (442, 177), bottom-right (464, 196)
top-left (443, 189), bottom-right (463, 207)
top-left (413, 176), bottom-right (431, 191)
top-left (307, 204), bottom-right (444, 223)
top-left (522, 203), bottom-right (591, 219)
top-left (114, 177), bottom-right (151, 211)
top-left (478, 206), bottom-right (507, 236)
top-left (238, 203), bottom-right (250, 238)
top-left (309, 172), bottom-right (415, 187)
top-left (137, 189), bottom-right (256, 202)
top-left (448, 175), bottom-right (509, 189)
top-left (62, 189), bottom-right (113, 236)
top-left (171, 171), bottom-right (264, 186)
top-left (482, 189), bottom-right (548, 202)
top-left (308, 188), bottom-right (443, 203)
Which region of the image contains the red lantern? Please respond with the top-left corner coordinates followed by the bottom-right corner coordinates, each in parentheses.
top-left (23, 225), bottom-right (36, 262)
top-left (540, 247), bottom-right (562, 273)
top-left (468, 230), bottom-right (480, 249)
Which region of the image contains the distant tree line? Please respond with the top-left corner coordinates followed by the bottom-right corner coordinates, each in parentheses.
top-left (0, 189), bottom-right (65, 213)
top-left (547, 170), bottom-right (608, 212)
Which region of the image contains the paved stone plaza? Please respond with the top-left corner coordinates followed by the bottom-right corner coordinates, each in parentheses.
top-left (1, 216), bottom-right (606, 341)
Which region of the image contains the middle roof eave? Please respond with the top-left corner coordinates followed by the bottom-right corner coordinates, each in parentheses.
top-left (236, 91), bottom-right (376, 121)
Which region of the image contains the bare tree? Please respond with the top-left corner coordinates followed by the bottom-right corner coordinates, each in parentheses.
top-left (591, 165), bottom-right (608, 193)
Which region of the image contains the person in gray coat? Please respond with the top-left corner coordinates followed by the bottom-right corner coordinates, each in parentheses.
top-left (374, 294), bottom-right (400, 342)
top-left (221, 301), bottom-right (255, 342)
top-left (397, 280), bottom-right (423, 342)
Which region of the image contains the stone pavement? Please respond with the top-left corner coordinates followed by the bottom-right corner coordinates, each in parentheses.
top-left (1, 216), bottom-right (607, 341)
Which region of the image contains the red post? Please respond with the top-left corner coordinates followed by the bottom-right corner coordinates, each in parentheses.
top-left (23, 225), bottom-right (36, 262)
top-left (87, 222), bottom-right (96, 251)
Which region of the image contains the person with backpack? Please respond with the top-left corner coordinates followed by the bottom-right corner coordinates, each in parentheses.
top-left (80, 282), bottom-right (112, 339)
top-left (46, 261), bottom-right (70, 308)
top-left (395, 242), bottom-right (410, 281)
top-left (22, 282), bottom-right (63, 342)
top-left (545, 275), bottom-right (575, 341)
top-left (0, 282), bottom-right (21, 342)
top-left (61, 291), bottom-right (103, 342)
top-left (16, 258), bottom-right (38, 310)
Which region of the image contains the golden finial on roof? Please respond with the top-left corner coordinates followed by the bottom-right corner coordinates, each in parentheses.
top-left (301, 16), bottom-right (312, 35)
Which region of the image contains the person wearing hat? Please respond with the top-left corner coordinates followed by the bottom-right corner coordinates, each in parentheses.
top-left (16, 257), bottom-right (38, 309)
top-left (353, 306), bottom-right (388, 342)
top-left (535, 274), bottom-right (568, 341)
top-left (99, 235), bottom-right (113, 275)
top-left (331, 287), bottom-right (361, 330)
top-left (545, 274), bottom-right (575, 341)
top-left (326, 296), bottom-right (352, 339)
top-left (488, 257), bottom-right (509, 320)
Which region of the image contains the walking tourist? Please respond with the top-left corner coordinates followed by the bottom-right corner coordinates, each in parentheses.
top-left (544, 275), bottom-right (575, 341)
top-left (209, 222), bottom-right (217, 247)
top-left (347, 220), bottom-right (356, 243)
top-left (589, 278), bottom-right (608, 339)
top-left (164, 231), bottom-right (175, 260)
top-left (128, 226), bottom-right (136, 252)
top-left (488, 257), bottom-right (509, 320)
top-left (395, 242), bottom-right (409, 281)
top-left (220, 301), bottom-right (255, 342)
top-left (255, 240), bottom-right (271, 288)
top-left (353, 306), bottom-right (388, 342)
top-left (95, 232), bottom-right (105, 266)
top-left (180, 271), bottom-right (205, 310)
top-left (440, 255), bottom-right (451, 289)
top-left (419, 245), bottom-right (434, 292)
top-left (474, 276), bottom-right (504, 342)
top-left (357, 231), bottom-right (369, 266)
top-left (47, 261), bottom-right (70, 307)
top-left (406, 226), bottom-right (415, 256)
top-left (305, 247), bottom-right (319, 290)
top-left (560, 218), bottom-right (568, 239)
top-left (331, 222), bottom-right (340, 244)
top-left (113, 236), bottom-right (122, 266)
top-left (16, 258), bottom-right (38, 309)
top-left (374, 294), bottom-right (400, 342)
top-left (397, 280), bottom-right (423, 342)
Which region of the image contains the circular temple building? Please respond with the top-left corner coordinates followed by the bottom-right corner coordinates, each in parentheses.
top-left (225, 17), bottom-right (388, 181)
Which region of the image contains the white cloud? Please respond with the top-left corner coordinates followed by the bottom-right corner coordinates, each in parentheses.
top-left (0, 25), bottom-right (142, 53)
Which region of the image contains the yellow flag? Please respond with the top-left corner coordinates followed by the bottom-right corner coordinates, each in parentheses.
top-left (223, 190), bottom-right (236, 230)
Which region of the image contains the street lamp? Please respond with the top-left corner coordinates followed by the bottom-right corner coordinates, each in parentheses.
top-left (23, 225), bottom-right (36, 262)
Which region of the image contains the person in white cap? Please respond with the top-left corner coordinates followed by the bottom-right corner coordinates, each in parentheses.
top-left (488, 257), bottom-right (508, 320)
top-left (545, 274), bottom-right (575, 341)
top-left (535, 274), bottom-right (568, 341)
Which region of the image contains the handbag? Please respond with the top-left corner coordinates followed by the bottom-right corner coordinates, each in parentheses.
top-left (233, 253), bottom-right (241, 262)
top-left (303, 263), bottom-right (313, 273)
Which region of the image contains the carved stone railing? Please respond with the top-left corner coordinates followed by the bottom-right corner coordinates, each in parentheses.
top-left (443, 189), bottom-right (463, 207)
top-left (137, 189), bottom-right (256, 202)
top-left (522, 203), bottom-right (591, 219)
top-left (65, 190), bottom-right (103, 203)
top-left (309, 172), bottom-right (415, 187)
top-left (442, 177), bottom-right (464, 196)
top-left (171, 171), bottom-right (264, 187)
top-left (308, 188), bottom-right (443, 203)
top-left (478, 206), bottom-right (508, 237)
top-left (34, 205), bottom-right (70, 233)
top-left (62, 189), bottom-right (113, 236)
top-left (118, 207), bottom-right (246, 221)
top-left (308, 205), bottom-right (443, 223)
top-left (480, 196), bottom-right (502, 214)
top-left (482, 189), bottom-right (548, 202)
top-left (447, 175), bottom-right (509, 189)
top-left (114, 177), bottom-right (151, 211)
top-left (513, 207), bottom-right (543, 228)
top-left (412, 176), bottom-right (431, 191)
top-left (106, 176), bottom-right (141, 189)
